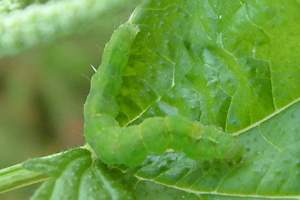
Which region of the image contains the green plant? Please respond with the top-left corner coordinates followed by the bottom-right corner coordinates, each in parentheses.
top-left (1, 0), bottom-right (300, 199)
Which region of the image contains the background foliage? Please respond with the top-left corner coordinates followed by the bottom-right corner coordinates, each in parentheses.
top-left (0, 1), bottom-right (136, 199)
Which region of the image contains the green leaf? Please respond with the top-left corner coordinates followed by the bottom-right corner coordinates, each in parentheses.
top-left (84, 0), bottom-right (300, 199)
top-left (24, 148), bottom-right (134, 200)
top-left (25, 148), bottom-right (204, 199)
top-left (134, 181), bottom-right (202, 200)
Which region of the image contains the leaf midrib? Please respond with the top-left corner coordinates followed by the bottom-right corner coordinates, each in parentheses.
top-left (232, 96), bottom-right (300, 136)
top-left (135, 175), bottom-right (300, 199)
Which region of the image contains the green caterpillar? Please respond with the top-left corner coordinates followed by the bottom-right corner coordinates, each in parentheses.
top-left (84, 22), bottom-right (243, 168)
top-left (86, 114), bottom-right (242, 167)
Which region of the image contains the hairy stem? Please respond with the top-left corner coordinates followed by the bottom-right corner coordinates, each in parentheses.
top-left (0, 0), bottom-right (139, 57)
top-left (0, 163), bottom-right (47, 193)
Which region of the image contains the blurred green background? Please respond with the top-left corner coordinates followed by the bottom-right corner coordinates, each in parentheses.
top-left (0, 2), bottom-right (135, 199)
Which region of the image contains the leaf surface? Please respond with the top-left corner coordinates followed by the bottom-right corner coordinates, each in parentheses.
top-left (24, 148), bottom-right (134, 200)
top-left (25, 148), bottom-right (206, 200)
top-left (83, 0), bottom-right (300, 199)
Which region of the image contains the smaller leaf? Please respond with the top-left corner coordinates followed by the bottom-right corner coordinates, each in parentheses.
top-left (24, 148), bottom-right (90, 177)
top-left (24, 148), bottom-right (134, 200)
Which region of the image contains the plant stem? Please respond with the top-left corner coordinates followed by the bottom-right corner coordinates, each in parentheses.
top-left (0, 163), bottom-right (48, 193)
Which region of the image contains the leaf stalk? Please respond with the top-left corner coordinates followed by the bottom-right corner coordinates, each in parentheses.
top-left (0, 163), bottom-right (47, 193)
